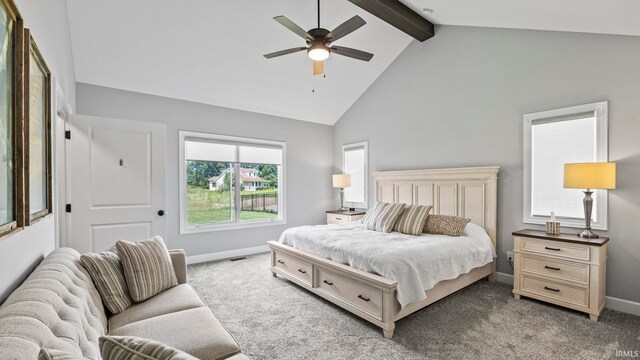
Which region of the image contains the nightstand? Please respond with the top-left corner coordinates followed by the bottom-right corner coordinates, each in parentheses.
top-left (326, 210), bottom-right (366, 225)
top-left (512, 229), bottom-right (608, 321)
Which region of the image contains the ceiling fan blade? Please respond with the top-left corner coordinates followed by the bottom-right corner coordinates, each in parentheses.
top-left (264, 47), bottom-right (308, 59)
top-left (330, 46), bottom-right (374, 62)
top-left (325, 15), bottom-right (366, 43)
top-left (313, 60), bottom-right (324, 76)
top-left (274, 16), bottom-right (314, 42)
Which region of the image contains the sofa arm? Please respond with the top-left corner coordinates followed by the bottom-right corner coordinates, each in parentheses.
top-left (169, 249), bottom-right (188, 284)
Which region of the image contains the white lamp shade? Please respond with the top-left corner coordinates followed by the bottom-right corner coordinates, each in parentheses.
top-left (332, 174), bottom-right (351, 188)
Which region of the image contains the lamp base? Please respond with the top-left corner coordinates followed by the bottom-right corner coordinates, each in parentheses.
top-left (578, 229), bottom-right (599, 239)
top-left (337, 206), bottom-right (348, 212)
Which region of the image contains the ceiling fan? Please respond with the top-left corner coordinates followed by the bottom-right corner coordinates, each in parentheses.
top-left (264, 0), bottom-right (374, 76)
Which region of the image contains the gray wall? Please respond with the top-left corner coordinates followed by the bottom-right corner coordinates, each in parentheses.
top-left (333, 26), bottom-right (640, 303)
top-left (1, 0), bottom-right (76, 302)
top-left (76, 83), bottom-right (334, 257)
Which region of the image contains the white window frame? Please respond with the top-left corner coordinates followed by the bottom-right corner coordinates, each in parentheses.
top-left (342, 141), bottom-right (368, 209)
top-left (179, 131), bottom-right (286, 234)
top-left (523, 101), bottom-right (609, 230)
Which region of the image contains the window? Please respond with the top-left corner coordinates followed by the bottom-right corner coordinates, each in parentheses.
top-left (27, 33), bottom-right (52, 222)
top-left (0, 0), bottom-right (17, 236)
top-left (523, 101), bottom-right (609, 230)
top-left (179, 131), bottom-right (286, 233)
top-left (342, 142), bottom-right (368, 209)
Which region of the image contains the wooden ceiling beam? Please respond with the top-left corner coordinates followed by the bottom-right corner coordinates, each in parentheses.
top-left (348, 0), bottom-right (434, 42)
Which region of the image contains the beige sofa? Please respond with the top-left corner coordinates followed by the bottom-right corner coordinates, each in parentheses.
top-left (0, 247), bottom-right (250, 359)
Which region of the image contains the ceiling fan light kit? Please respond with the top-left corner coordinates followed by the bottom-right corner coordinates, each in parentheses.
top-left (308, 44), bottom-right (330, 61)
top-left (264, 0), bottom-right (374, 76)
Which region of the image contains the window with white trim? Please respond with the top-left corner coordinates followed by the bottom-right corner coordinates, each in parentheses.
top-left (523, 101), bottom-right (609, 230)
top-left (179, 131), bottom-right (285, 233)
top-left (342, 142), bottom-right (368, 209)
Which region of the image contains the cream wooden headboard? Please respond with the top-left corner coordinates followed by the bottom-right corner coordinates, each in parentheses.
top-left (372, 166), bottom-right (500, 247)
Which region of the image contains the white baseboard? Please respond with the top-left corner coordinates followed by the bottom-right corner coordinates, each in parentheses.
top-left (187, 245), bottom-right (270, 265)
top-left (496, 271), bottom-right (514, 285)
top-left (495, 272), bottom-right (640, 317)
top-left (605, 296), bottom-right (640, 317)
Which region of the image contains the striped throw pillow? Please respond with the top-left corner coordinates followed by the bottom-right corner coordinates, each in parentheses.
top-left (393, 205), bottom-right (433, 236)
top-left (363, 202), bottom-right (406, 233)
top-left (116, 236), bottom-right (178, 302)
top-left (424, 214), bottom-right (471, 236)
top-left (99, 336), bottom-right (197, 360)
top-left (80, 248), bottom-right (133, 314)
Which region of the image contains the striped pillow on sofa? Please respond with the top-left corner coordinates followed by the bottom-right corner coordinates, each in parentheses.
top-left (99, 336), bottom-right (197, 360)
top-left (80, 248), bottom-right (133, 314)
top-left (116, 236), bottom-right (178, 302)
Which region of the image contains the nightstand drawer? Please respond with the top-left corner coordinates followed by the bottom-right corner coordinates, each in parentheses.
top-left (328, 214), bottom-right (348, 224)
top-left (274, 252), bottom-right (313, 286)
top-left (326, 213), bottom-right (364, 224)
top-left (521, 255), bottom-right (589, 284)
top-left (520, 238), bottom-right (590, 261)
top-left (520, 275), bottom-right (589, 308)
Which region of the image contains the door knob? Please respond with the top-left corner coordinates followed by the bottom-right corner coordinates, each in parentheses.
top-left (158, 210), bottom-right (165, 216)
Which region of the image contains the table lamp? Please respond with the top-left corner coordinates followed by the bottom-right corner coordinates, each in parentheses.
top-left (563, 162), bottom-right (616, 238)
top-left (332, 174), bottom-right (351, 212)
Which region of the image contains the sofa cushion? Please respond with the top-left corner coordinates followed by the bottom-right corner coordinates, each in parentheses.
top-left (109, 284), bottom-right (206, 331)
top-left (0, 248), bottom-right (107, 359)
top-left (38, 348), bottom-right (86, 360)
top-left (99, 335), bottom-right (198, 360)
top-left (117, 236), bottom-right (178, 302)
top-left (80, 249), bottom-right (133, 314)
top-left (109, 307), bottom-right (241, 359)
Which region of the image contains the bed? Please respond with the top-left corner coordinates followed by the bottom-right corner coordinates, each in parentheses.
top-left (268, 166), bottom-right (499, 338)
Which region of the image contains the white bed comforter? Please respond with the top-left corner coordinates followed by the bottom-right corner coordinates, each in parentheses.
top-left (278, 222), bottom-right (496, 307)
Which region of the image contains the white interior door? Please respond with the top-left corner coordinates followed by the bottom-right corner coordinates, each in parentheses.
top-left (68, 115), bottom-right (166, 253)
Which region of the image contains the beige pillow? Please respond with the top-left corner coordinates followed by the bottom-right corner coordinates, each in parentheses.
top-left (363, 202), bottom-right (406, 233)
top-left (394, 205), bottom-right (433, 236)
top-left (80, 248), bottom-right (133, 314)
top-left (99, 336), bottom-right (197, 360)
top-left (424, 214), bottom-right (471, 236)
top-left (116, 236), bottom-right (178, 302)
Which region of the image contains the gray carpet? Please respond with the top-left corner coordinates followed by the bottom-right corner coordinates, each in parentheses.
top-left (188, 253), bottom-right (640, 360)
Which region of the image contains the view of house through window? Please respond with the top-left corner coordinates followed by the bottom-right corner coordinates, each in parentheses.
top-left (182, 133), bottom-right (284, 230)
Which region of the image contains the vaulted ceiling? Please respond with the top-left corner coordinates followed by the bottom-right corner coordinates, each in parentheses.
top-left (66, 0), bottom-right (640, 125)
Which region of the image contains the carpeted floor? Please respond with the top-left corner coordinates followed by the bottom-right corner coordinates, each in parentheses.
top-left (188, 253), bottom-right (640, 360)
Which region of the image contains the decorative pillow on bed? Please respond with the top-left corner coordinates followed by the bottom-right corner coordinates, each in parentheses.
top-left (424, 214), bottom-right (471, 236)
top-left (363, 202), bottom-right (406, 233)
top-left (393, 205), bottom-right (433, 236)
top-left (99, 336), bottom-right (198, 360)
top-left (116, 236), bottom-right (178, 302)
top-left (80, 247), bottom-right (133, 314)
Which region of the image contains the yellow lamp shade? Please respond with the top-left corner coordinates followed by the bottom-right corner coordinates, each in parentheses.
top-left (564, 162), bottom-right (616, 190)
top-left (332, 174), bottom-right (351, 188)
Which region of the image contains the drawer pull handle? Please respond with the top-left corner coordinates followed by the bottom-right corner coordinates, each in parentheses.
top-left (544, 286), bottom-right (560, 292)
top-left (544, 265), bottom-right (561, 271)
top-left (335, 217), bottom-right (342, 220)
top-left (277, 260), bottom-right (285, 264)
top-left (545, 247), bottom-right (561, 251)
top-left (323, 280), bottom-right (334, 285)
top-left (297, 269), bottom-right (307, 274)
top-left (357, 295), bottom-right (370, 302)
